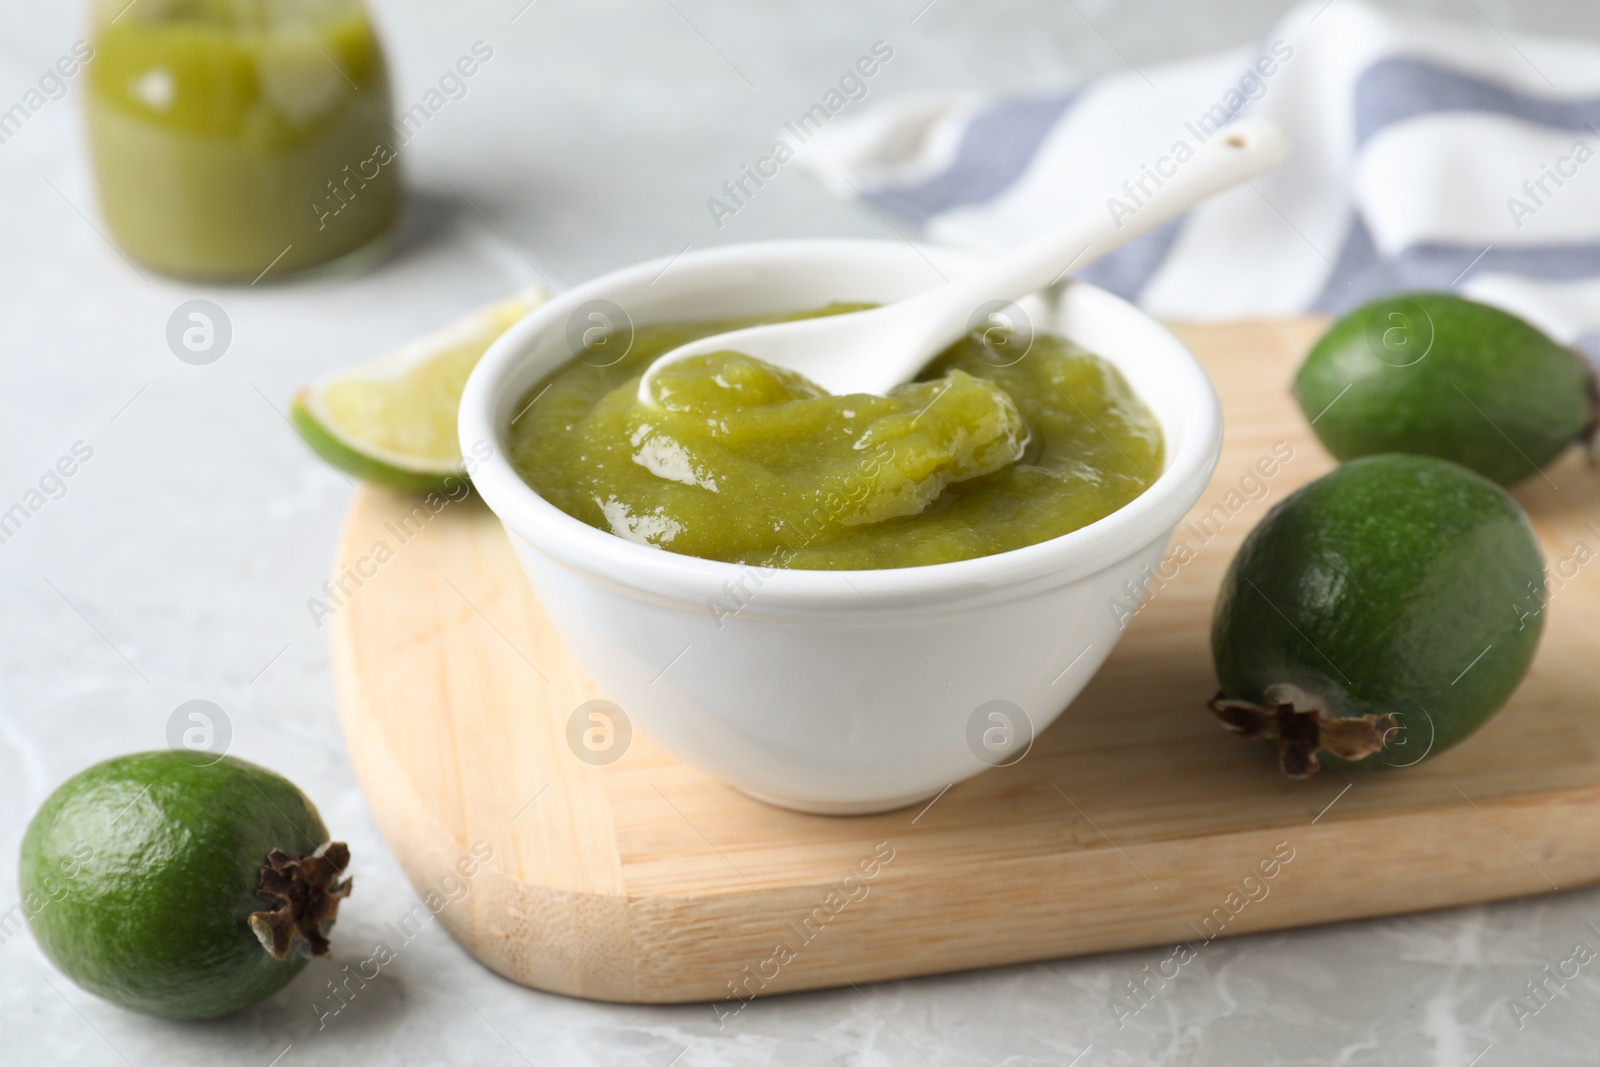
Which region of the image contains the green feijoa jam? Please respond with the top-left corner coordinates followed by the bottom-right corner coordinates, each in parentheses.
top-left (1294, 293), bottom-right (1595, 485)
top-left (18, 751), bottom-right (350, 1019)
top-left (506, 304), bottom-right (1164, 570)
top-left (1209, 454), bottom-right (1546, 777)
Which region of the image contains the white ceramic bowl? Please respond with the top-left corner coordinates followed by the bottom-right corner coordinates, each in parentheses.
top-left (460, 239), bottom-right (1222, 814)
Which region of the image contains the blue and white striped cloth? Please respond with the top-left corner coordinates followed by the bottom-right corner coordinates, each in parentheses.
top-left (799, 1), bottom-right (1600, 358)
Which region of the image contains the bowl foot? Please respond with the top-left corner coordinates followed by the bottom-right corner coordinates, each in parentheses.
top-left (732, 784), bottom-right (945, 817)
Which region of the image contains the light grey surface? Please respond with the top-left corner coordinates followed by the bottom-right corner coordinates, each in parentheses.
top-left (2, 0), bottom-right (1599, 1063)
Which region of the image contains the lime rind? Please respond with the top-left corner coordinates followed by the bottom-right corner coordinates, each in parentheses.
top-left (291, 391), bottom-right (462, 492)
top-left (293, 285), bottom-right (546, 491)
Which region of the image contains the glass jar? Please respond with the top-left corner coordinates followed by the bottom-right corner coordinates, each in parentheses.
top-left (85, 0), bottom-right (403, 282)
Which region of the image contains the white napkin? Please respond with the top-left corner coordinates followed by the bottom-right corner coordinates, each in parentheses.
top-left (797, 0), bottom-right (1600, 360)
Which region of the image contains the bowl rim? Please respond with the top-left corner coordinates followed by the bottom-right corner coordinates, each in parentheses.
top-left (460, 238), bottom-right (1223, 614)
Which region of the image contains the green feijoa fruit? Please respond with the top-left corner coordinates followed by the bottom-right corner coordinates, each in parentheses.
top-left (1209, 454), bottom-right (1545, 777)
top-left (18, 751), bottom-right (351, 1019)
top-left (1294, 293), bottom-right (1595, 485)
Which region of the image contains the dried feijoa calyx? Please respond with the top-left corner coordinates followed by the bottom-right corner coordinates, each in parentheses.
top-left (18, 751), bottom-right (350, 1019)
top-left (1294, 293), bottom-right (1596, 485)
top-left (1209, 454), bottom-right (1546, 777)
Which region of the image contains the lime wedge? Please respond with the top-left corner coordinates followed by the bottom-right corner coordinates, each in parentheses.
top-left (292, 286), bottom-right (546, 492)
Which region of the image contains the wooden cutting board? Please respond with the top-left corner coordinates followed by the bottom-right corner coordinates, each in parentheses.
top-left (329, 318), bottom-right (1600, 1006)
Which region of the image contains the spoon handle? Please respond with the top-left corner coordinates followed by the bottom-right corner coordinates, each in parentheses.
top-left (636, 118), bottom-right (1290, 405)
top-left (897, 117), bottom-right (1291, 350)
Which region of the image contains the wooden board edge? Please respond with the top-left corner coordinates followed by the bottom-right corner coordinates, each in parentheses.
top-left (329, 709), bottom-right (1600, 1004)
top-left (329, 488), bottom-right (638, 1000)
top-left (618, 782), bottom-right (1600, 1003)
top-left (330, 605), bottom-right (639, 1000)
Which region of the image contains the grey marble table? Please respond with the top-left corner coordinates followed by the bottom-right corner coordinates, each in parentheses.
top-left (4, 0), bottom-right (1600, 1063)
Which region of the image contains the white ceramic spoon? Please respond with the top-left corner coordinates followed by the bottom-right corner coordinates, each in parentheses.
top-left (637, 117), bottom-right (1290, 403)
